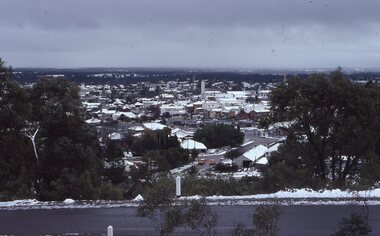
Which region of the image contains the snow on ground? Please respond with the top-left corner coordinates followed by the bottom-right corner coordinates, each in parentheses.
top-left (199, 150), bottom-right (227, 156)
top-left (0, 199), bottom-right (140, 210)
top-left (170, 161), bottom-right (197, 175)
top-left (241, 141), bottom-right (255, 147)
top-left (241, 127), bottom-right (256, 131)
top-left (133, 194), bottom-right (144, 201)
top-left (64, 199), bottom-right (75, 204)
top-left (0, 199), bottom-right (39, 207)
top-left (205, 169), bottom-right (262, 179)
top-left (4, 188), bottom-right (380, 210)
top-left (199, 147), bottom-right (229, 156)
top-left (232, 170), bottom-right (262, 179)
top-left (185, 188), bottom-right (380, 201)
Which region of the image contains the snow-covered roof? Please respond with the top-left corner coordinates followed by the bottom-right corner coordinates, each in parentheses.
top-left (243, 104), bottom-right (255, 113)
top-left (256, 157), bottom-right (268, 165)
top-left (160, 104), bottom-right (185, 109)
top-left (172, 129), bottom-right (192, 139)
top-left (143, 122), bottom-right (167, 130)
top-left (266, 143), bottom-right (281, 154)
top-left (223, 106), bottom-right (241, 112)
top-left (171, 128), bottom-right (181, 134)
top-left (243, 145), bottom-right (268, 162)
top-left (85, 118), bottom-right (101, 124)
top-left (254, 106), bottom-right (270, 113)
top-left (109, 132), bottom-right (122, 140)
top-left (82, 102), bottom-right (101, 108)
top-left (181, 139), bottom-right (207, 150)
top-left (253, 103), bottom-right (270, 113)
top-left (176, 100), bottom-right (191, 106)
top-left (161, 93), bottom-right (174, 98)
top-left (220, 159), bottom-right (233, 165)
top-left (129, 126), bottom-right (145, 132)
top-left (102, 109), bottom-right (117, 115)
top-left (112, 111), bottom-right (136, 120)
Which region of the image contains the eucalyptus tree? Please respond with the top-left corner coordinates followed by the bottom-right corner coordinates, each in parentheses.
top-left (268, 69), bottom-right (380, 186)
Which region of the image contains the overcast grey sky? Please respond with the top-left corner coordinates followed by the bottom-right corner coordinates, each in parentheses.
top-left (0, 0), bottom-right (379, 68)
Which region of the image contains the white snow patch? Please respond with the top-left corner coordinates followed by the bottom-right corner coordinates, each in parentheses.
top-left (170, 161), bottom-right (197, 174)
top-left (241, 141), bottom-right (255, 147)
top-left (184, 188), bottom-right (380, 201)
top-left (206, 169), bottom-right (261, 179)
top-left (133, 194), bottom-right (144, 201)
top-left (0, 199), bottom-right (39, 207)
top-left (63, 199), bottom-right (75, 204)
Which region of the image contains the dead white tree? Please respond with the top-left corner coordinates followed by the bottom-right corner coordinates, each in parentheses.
top-left (22, 124), bottom-right (40, 163)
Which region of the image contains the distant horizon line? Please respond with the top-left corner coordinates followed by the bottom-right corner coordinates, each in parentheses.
top-left (12, 66), bottom-right (380, 73)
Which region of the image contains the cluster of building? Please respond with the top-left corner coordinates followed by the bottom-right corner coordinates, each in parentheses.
top-left (79, 78), bottom-right (286, 175)
top-left (81, 79), bottom-right (274, 126)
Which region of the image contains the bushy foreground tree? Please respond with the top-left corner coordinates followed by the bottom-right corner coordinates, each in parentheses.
top-left (232, 204), bottom-right (282, 236)
top-left (137, 178), bottom-right (217, 235)
top-left (264, 69), bottom-right (380, 188)
top-left (332, 212), bottom-right (371, 236)
top-left (0, 59), bottom-right (35, 199)
top-left (0, 58), bottom-right (103, 200)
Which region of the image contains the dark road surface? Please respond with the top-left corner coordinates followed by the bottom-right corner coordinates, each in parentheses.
top-left (1, 205), bottom-right (380, 235)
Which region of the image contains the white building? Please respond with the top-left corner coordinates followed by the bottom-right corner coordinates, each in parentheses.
top-left (234, 145), bottom-right (268, 167)
top-left (202, 101), bottom-right (221, 110)
top-left (160, 104), bottom-right (186, 116)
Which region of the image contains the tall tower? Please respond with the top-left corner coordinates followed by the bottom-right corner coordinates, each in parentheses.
top-left (201, 80), bottom-right (205, 100)
top-left (283, 74), bottom-right (287, 83)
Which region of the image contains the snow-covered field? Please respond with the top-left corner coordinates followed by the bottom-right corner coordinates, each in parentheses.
top-left (3, 188), bottom-right (380, 210)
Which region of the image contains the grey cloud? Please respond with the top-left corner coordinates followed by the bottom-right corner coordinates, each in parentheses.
top-left (0, 0), bottom-right (379, 68)
top-left (1, 0), bottom-right (379, 29)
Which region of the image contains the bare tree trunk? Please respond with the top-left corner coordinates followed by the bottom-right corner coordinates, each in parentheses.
top-left (24, 128), bottom-right (40, 163)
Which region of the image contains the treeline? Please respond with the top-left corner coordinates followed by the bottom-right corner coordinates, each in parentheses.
top-left (12, 68), bottom-right (287, 85)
